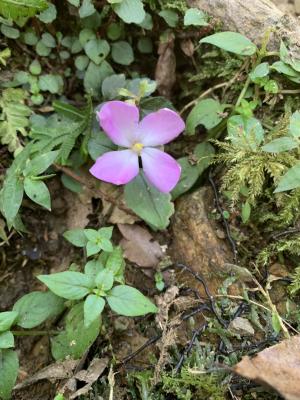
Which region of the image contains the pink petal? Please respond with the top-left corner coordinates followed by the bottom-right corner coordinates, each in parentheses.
top-left (138, 108), bottom-right (185, 146)
top-left (97, 101), bottom-right (140, 147)
top-left (89, 150), bottom-right (139, 185)
top-left (141, 148), bottom-right (181, 192)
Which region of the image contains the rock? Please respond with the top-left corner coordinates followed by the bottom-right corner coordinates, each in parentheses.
top-left (228, 317), bottom-right (255, 336)
top-left (170, 186), bottom-right (240, 295)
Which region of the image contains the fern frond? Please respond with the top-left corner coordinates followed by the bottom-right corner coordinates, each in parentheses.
top-left (289, 266), bottom-right (300, 295)
top-left (0, 0), bottom-right (48, 23)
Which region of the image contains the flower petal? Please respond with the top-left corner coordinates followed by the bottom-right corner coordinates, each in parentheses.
top-left (89, 150), bottom-right (139, 185)
top-left (138, 108), bottom-right (185, 146)
top-left (97, 101), bottom-right (139, 147)
top-left (141, 148), bottom-right (181, 192)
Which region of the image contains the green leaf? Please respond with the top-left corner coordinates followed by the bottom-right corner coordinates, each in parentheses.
top-left (98, 226), bottom-right (113, 239)
top-left (114, 0), bottom-right (145, 24)
top-left (51, 303), bottom-right (100, 360)
top-left (137, 37), bottom-right (153, 54)
top-left (95, 269), bottom-right (114, 291)
top-left (79, 28), bottom-right (96, 46)
top-left (138, 12), bottom-right (153, 30)
top-left (227, 115), bottom-right (264, 150)
top-left (1, 175), bottom-right (24, 223)
top-left (106, 246), bottom-right (124, 276)
top-left (262, 136), bottom-right (298, 153)
top-left (36, 39), bottom-right (51, 56)
top-left (184, 8), bottom-right (208, 26)
top-left (84, 229), bottom-right (100, 242)
top-left (13, 291), bottom-right (65, 328)
top-left (186, 98), bottom-right (224, 135)
top-left (241, 202), bottom-right (251, 223)
top-left (102, 74), bottom-right (126, 100)
top-left (289, 111), bottom-right (300, 138)
top-left (38, 271), bottom-right (93, 300)
top-left (107, 285), bottom-right (157, 316)
top-left (84, 60), bottom-right (114, 95)
top-left (0, 0), bottom-right (48, 23)
top-left (271, 61), bottom-right (300, 78)
top-left (0, 88), bottom-right (31, 154)
top-left (249, 62), bottom-right (269, 82)
top-left (111, 41), bottom-right (134, 65)
top-left (0, 350), bottom-right (19, 400)
top-left (200, 31), bottom-right (257, 56)
top-left (41, 32), bottom-right (56, 47)
top-left (158, 10), bottom-right (178, 27)
top-left (84, 259), bottom-right (104, 280)
top-left (63, 228), bottom-right (88, 247)
top-left (84, 39), bottom-right (110, 65)
top-left (0, 311), bottom-right (18, 332)
top-left (1, 24), bottom-right (19, 39)
top-left (37, 3), bottom-right (57, 23)
top-left (275, 164), bottom-right (300, 193)
top-left (271, 311), bottom-right (282, 334)
top-left (24, 151), bottom-right (58, 176)
top-left (75, 55), bottom-right (89, 71)
top-left (124, 173), bottom-right (174, 230)
top-left (38, 74), bottom-right (64, 94)
top-left (84, 295), bottom-right (105, 327)
top-left (88, 129), bottom-right (116, 160)
top-left (24, 178), bottom-right (51, 210)
top-left (172, 142), bottom-right (215, 199)
top-left (67, 0), bottom-right (80, 5)
top-left (23, 30), bottom-right (38, 45)
top-left (86, 241), bottom-right (101, 256)
top-left (107, 22), bottom-right (123, 40)
top-left (0, 331), bottom-right (14, 349)
top-left (79, 0), bottom-right (96, 18)
top-left (29, 59), bottom-right (42, 75)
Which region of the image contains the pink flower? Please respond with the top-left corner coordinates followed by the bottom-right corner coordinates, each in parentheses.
top-left (89, 101), bottom-right (185, 193)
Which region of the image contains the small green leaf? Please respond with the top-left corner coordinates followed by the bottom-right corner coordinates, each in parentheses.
top-left (271, 311), bottom-right (282, 334)
top-left (38, 74), bottom-right (64, 94)
top-left (241, 202), bottom-right (251, 223)
top-left (88, 129), bottom-right (116, 160)
top-left (75, 55), bottom-right (89, 71)
top-left (98, 226), bottom-right (113, 239)
top-left (262, 137), bottom-right (298, 153)
top-left (184, 8), bottom-right (208, 26)
top-left (84, 60), bottom-right (114, 95)
top-left (13, 291), bottom-right (65, 329)
top-left (1, 24), bottom-right (20, 39)
top-left (36, 39), bottom-right (51, 56)
top-left (0, 350), bottom-right (19, 400)
top-left (95, 269), bottom-right (114, 291)
top-left (84, 295), bottom-right (105, 327)
top-left (0, 331), bottom-right (14, 349)
top-left (84, 259), bottom-right (104, 280)
top-left (1, 175), bottom-right (24, 223)
top-left (158, 10), bottom-right (178, 27)
top-left (0, 312), bottom-right (18, 332)
top-left (111, 41), bottom-right (134, 65)
top-left (51, 303), bottom-right (100, 360)
top-left (79, 28), bottom-right (96, 46)
top-left (29, 59), bottom-right (42, 75)
top-left (275, 164), bottom-right (300, 193)
top-left (41, 32), bottom-right (56, 48)
top-left (137, 37), bottom-right (153, 54)
top-left (102, 74), bottom-right (126, 100)
top-left (107, 22), bottom-right (122, 41)
top-left (200, 32), bottom-right (257, 56)
top-left (114, 0), bottom-right (145, 24)
top-left (227, 115), bottom-right (264, 150)
top-left (24, 178), bottom-right (51, 210)
top-left (23, 30), bottom-right (38, 45)
top-left (186, 98), bottom-right (224, 135)
top-left (86, 241), bottom-right (102, 257)
top-left (124, 173), bottom-right (174, 230)
top-left (84, 229), bottom-right (100, 242)
top-left (37, 3), bottom-right (57, 23)
top-left (24, 151), bottom-right (58, 176)
top-left (63, 228), bottom-right (87, 247)
top-left (107, 285), bottom-right (157, 316)
top-left (106, 246), bottom-right (124, 275)
top-left (38, 271), bottom-right (93, 300)
top-left (84, 39), bottom-right (110, 65)
top-left (289, 111), bottom-right (300, 138)
top-left (249, 62), bottom-right (269, 82)
top-left (79, 0), bottom-right (96, 18)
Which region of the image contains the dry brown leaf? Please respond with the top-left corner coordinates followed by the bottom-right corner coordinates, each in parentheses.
top-left (118, 224), bottom-right (164, 268)
top-left (234, 335), bottom-right (300, 400)
top-left (155, 32), bottom-right (176, 98)
top-left (180, 39), bottom-right (195, 57)
top-left (14, 360), bottom-right (78, 389)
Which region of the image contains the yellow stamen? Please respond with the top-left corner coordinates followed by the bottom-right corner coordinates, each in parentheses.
top-left (132, 142), bottom-right (144, 154)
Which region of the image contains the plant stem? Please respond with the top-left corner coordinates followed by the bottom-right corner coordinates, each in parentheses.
top-left (12, 330), bottom-right (60, 336)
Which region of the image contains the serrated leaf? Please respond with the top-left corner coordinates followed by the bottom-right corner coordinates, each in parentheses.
top-left (13, 291), bottom-right (65, 328)
top-left (200, 31), bottom-right (257, 56)
top-left (63, 228), bottom-right (88, 247)
top-left (51, 303), bottom-right (100, 360)
top-left (0, 350), bottom-right (19, 400)
top-left (24, 178), bottom-right (51, 210)
top-left (95, 269), bottom-right (114, 291)
top-left (124, 172), bottom-right (174, 230)
top-left (107, 285), bottom-right (157, 316)
top-left (38, 271), bottom-right (93, 300)
top-left (84, 295), bottom-right (105, 327)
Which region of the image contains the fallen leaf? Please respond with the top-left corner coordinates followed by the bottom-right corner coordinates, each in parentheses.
top-left (118, 224), bottom-right (164, 268)
top-left (155, 32), bottom-right (176, 98)
top-left (228, 317), bottom-right (254, 336)
top-left (180, 39), bottom-right (195, 57)
top-left (14, 360), bottom-right (78, 389)
top-left (234, 334), bottom-right (300, 400)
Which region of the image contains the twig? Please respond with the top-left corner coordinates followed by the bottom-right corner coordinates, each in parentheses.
top-left (121, 334), bottom-right (162, 364)
top-left (208, 170), bottom-right (238, 263)
top-left (53, 164), bottom-right (136, 216)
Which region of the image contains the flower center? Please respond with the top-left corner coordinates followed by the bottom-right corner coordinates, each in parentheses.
top-left (131, 142), bottom-right (144, 154)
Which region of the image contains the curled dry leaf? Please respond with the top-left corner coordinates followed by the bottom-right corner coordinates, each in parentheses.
top-left (118, 223), bottom-right (164, 268)
top-left (180, 39), bottom-right (195, 57)
top-left (234, 334), bottom-right (300, 400)
top-left (155, 32), bottom-right (176, 98)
